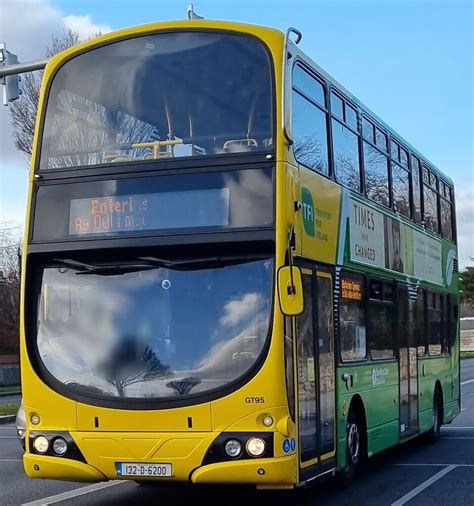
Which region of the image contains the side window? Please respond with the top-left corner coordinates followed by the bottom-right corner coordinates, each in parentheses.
top-left (423, 166), bottom-right (440, 233)
top-left (368, 279), bottom-right (394, 359)
top-left (339, 273), bottom-right (366, 361)
top-left (363, 117), bottom-right (390, 207)
top-left (292, 65), bottom-right (329, 176)
top-left (441, 294), bottom-right (450, 354)
top-left (440, 181), bottom-right (453, 242)
top-left (390, 139), bottom-right (410, 218)
top-left (427, 292), bottom-right (442, 355)
top-left (411, 156), bottom-right (423, 223)
top-left (331, 90), bottom-right (361, 192)
top-left (416, 289), bottom-right (426, 355)
top-left (449, 295), bottom-right (459, 349)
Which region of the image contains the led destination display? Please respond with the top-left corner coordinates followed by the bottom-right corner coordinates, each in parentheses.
top-left (69, 188), bottom-right (230, 235)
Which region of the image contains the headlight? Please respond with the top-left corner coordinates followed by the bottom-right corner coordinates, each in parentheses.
top-left (52, 437), bottom-right (68, 456)
top-left (225, 439), bottom-right (242, 458)
top-left (246, 437), bottom-right (266, 457)
top-left (33, 435), bottom-right (49, 454)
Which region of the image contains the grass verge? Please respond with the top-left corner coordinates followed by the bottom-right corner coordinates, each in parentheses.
top-left (0, 385), bottom-right (21, 393)
top-left (461, 351), bottom-right (474, 359)
top-left (0, 403), bottom-right (20, 416)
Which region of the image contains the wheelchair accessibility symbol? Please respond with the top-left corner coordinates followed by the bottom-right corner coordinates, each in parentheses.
top-left (283, 438), bottom-right (296, 453)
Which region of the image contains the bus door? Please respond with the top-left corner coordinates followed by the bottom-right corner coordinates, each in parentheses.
top-left (397, 285), bottom-right (419, 436)
top-left (295, 268), bottom-right (336, 475)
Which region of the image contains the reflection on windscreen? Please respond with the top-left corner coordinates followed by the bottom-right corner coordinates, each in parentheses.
top-left (37, 259), bottom-right (273, 400)
top-left (40, 31), bottom-right (273, 169)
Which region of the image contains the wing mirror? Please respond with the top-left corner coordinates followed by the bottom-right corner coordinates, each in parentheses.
top-left (277, 265), bottom-right (304, 316)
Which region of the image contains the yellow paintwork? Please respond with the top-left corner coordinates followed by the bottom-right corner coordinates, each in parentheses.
top-left (277, 266), bottom-right (304, 315)
top-left (24, 454), bottom-right (106, 482)
top-left (19, 17), bottom-right (346, 489)
top-left (191, 456), bottom-right (296, 485)
top-left (19, 18), bottom-right (303, 488)
top-left (298, 166), bottom-right (342, 263)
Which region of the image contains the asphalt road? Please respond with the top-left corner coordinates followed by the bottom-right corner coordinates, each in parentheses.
top-left (1, 359), bottom-right (473, 506)
top-left (0, 393), bottom-right (21, 405)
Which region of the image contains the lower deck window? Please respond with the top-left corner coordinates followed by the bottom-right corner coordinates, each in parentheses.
top-left (368, 280), bottom-right (394, 359)
top-left (339, 274), bottom-right (366, 361)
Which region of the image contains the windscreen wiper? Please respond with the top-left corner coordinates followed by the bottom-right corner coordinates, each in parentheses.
top-left (54, 258), bottom-right (156, 276)
top-left (138, 254), bottom-right (267, 270)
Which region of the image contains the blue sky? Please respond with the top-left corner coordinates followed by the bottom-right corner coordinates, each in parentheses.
top-left (0, 0), bottom-right (472, 265)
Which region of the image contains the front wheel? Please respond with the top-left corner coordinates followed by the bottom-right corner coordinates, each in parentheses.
top-left (337, 409), bottom-right (365, 486)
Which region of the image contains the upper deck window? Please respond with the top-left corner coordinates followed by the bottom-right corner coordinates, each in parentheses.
top-left (292, 65), bottom-right (329, 175)
top-left (39, 31), bottom-right (273, 170)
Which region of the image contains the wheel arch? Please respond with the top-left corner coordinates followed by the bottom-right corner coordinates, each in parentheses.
top-left (347, 394), bottom-right (368, 457)
top-left (434, 380), bottom-right (444, 422)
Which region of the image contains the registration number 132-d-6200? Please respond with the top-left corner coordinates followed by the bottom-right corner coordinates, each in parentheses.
top-left (117, 463), bottom-right (172, 477)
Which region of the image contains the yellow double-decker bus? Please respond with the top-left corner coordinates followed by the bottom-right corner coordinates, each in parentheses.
top-left (20, 17), bottom-right (460, 489)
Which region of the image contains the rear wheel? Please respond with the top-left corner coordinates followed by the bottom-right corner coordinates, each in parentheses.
top-left (429, 389), bottom-right (443, 440)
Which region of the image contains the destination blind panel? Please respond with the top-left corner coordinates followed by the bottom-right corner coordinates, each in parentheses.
top-left (69, 188), bottom-right (230, 235)
top-left (31, 167), bottom-right (274, 243)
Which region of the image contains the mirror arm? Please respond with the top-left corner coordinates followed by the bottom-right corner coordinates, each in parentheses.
top-left (287, 225), bottom-right (296, 295)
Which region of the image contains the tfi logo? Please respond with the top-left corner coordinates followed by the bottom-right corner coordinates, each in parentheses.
top-left (301, 187), bottom-right (315, 237)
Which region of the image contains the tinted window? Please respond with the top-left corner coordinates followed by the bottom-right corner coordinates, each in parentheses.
top-left (440, 198), bottom-right (453, 241)
top-left (428, 292), bottom-right (442, 355)
top-left (376, 128), bottom-right (388, 152)
top-left (40, 32), bottom-right (273, 169)
top-left (400, 147), bottom-right (408, 169)
top-left (423, 185), bottom-right (439, 233)
top-left (293, 66), bottom-right (325, 106)
top-left (449, 296), bottom-right (458, 349)
top-left (416, 289), bottom-right (426, 355)
top-left (392, 163), bottom-right (410, 218)
top-left (332, 120), bottom-right (361, 191)
top-left (297, 274), bottom-right (318, 459)
top-left (331, 92), bottom-right (344, 119)
top-left (368, 279), bottom-right (394, 359)
top-left (292, 91), bottom-right (329, 175)
top-left (364, 142), bottom-right (389, 207)
top-left (412, 156), bottom-right (422, 223)
top-left (391, 140), bottom-right (399, 161)
top-left (346, 104), bottom-right (358, 130)
top-left (362, 117), bottom-right (375, 142)
top-left (339, 274), bottom-right (366, 361)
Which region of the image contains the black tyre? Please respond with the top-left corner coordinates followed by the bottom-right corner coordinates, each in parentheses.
top-left (429, 389), bottom-right (443, 440)
top-left (337, 408), bottom-right (365, 486)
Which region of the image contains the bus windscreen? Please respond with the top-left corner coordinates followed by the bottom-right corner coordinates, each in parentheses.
top-left (39, 31), bottom-right (273, 170)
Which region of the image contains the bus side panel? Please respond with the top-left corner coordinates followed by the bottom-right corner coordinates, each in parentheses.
top-left (336, 361), bottom-right (399, 468)
top-left (417, 356), bottom-right (456, 433)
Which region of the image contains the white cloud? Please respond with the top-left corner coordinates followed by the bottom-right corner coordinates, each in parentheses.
top-left (63, 14), bottom-right (111, 38)
top-left (0, 0), bottom-right (111, 224)
top-left (219, 293), bottom-right (263, 327)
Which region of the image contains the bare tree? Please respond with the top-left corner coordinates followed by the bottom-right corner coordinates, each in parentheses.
top-left (0, 225), bottom-right (22, 354)
top-left (99, 340), bottom-right (172, 398)
top-left (9, 30), bottom-right (82, 160)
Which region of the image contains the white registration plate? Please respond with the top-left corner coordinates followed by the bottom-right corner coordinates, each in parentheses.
top-left (117, 462), bottom-right (172, 477)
